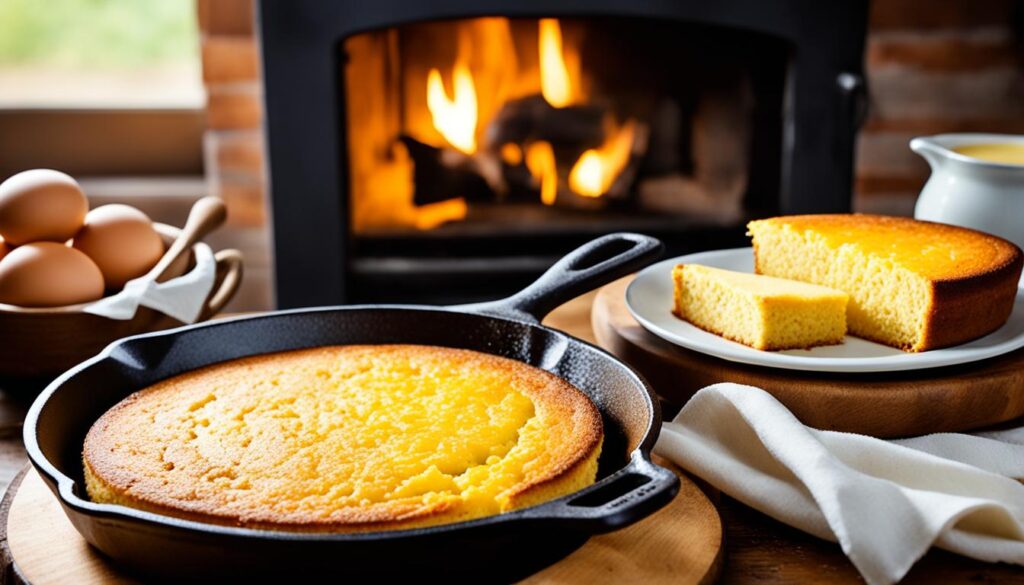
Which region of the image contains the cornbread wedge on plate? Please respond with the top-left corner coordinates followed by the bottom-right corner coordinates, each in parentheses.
top-left (748, 214), bottom-right (1024, 351)
top-left (672, 263), bottom-right (848, 351)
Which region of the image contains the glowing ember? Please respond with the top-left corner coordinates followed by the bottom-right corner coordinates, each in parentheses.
top-left (539, 19), bottom-right (578, 109)
top-left (500, 142), bottom-right (523, 166)
top-left (427, 63), bottom-right (479, 154)
top-left (525, 141), bottom-right (558, 205)
top-left (414, 199), bottom-right (469, 229)
top-left (569, 119), bottom-right (637, 197)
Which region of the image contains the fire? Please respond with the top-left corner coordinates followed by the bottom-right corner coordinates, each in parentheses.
top-left (569, 119), bottom-right (637, 197)
top-left (351, 141), bottom-right (468, 230)
top-left (538, 19), bottom-right (580, 108)
top-left (525, 141), bottom-right (558, 205)
top-left (500, 142), bottom-right (523, 166)
top-left (427, 63), bottom-right (478, 154)
top-left (349, 17), bottom-right (646, 232)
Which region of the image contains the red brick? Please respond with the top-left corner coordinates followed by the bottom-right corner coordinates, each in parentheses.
top-left (870, 0), bottom-right (1016, 30)
top-left (867, 35), bottom-right (1016, 71)
top-left (202, 36), bottom-right (260, 83)
top-left (857, 131), bottom-right (930, 178)
top-left (862, 117), bottom-right (1024, 133)
top-left (206, 84), bottom-right (262, 130)
top-left (866, 67), bottom-right (1024, 121)
top-left (197, 0), bottom-right (255, 36)
top-left (216, 180), bottom-right (268, 226)
top-left (855, 176), bottom-right (927, 195)
top-left (853, 192), bottom-right (918, 217)
top-left (205, 130), bottom-right (264, 177)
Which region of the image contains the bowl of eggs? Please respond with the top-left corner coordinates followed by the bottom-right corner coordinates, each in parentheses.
top-left (0, 169), bottom-right (243, 389)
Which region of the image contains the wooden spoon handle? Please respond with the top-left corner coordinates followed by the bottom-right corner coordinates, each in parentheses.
top-left (150, 196), bottom-right (228, 282)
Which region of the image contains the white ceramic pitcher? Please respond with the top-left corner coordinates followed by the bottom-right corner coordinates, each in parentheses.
top-left (911, 133), bottom-right (1024, 249)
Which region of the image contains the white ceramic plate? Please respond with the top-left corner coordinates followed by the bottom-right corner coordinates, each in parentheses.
top-left (626, 248), bottom-right (1024, 373)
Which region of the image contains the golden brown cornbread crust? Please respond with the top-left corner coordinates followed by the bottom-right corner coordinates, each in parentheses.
top-left (921, 254), bottom-right (1022, 350)
top-left (83, 345), bottom-right (603, 532)
top-left (750, 214), bottom-right (1023, 351)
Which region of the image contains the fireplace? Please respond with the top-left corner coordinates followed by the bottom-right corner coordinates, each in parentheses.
top-left (259, 0), bottom-right (868, 307)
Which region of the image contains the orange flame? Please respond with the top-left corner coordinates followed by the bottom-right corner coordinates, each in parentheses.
top-left (538, 19), bottom-right (580, 108)
top-left (569, 119), bottom-right (636, 197)
top-left (427, 63), bottom-right (478, 154)
top-left (352, 142), bottom-right (468, 230)
top-left (526, 141), bottom-right (558, 205)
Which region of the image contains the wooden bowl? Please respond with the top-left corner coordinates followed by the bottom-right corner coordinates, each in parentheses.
top-left (0, 224), bottom-right (244, 390)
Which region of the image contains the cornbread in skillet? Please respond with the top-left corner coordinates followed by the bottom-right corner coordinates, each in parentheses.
top-left (672, 264), bottom-right (848, 350)
top-left (747, 214), bottom-right (1023, 352)
top-left (82, 345), bottom-right (603, 532)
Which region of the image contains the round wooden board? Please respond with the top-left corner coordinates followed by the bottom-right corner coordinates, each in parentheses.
top-left (593, 276), bottom-right (1024, 438)
top-left (2, 459), bottom-right (722, 585)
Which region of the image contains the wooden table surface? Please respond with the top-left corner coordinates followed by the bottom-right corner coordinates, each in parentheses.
top-left (0, 292), bottom-right (1020, 584)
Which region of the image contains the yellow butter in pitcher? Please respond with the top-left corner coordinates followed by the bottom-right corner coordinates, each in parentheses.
top-left (953, 143), bottom-right (1024, 165)
top-left (911, 134), bottom-right (1024, 250)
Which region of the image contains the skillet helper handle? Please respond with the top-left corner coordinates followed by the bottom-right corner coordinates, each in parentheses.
top-left (522, 455), bottom-right (680, 533)
top-left (197, 249), bottom-right (244, 321)
top-left (460, 232), bottom-right (663, 323)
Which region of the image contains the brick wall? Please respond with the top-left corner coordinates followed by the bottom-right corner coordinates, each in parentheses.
top-left (856, 0), bottom-right (1024, 215)
top-left (198, 0), bottom-right (264, 226)
top-left (197, 0), bottom-right (1024, 300)
top-left (197, 0), bottom-right (273, 310)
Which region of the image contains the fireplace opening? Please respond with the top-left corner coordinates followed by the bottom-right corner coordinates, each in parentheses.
top-left (258, 0), bottom-right (868, 308)
top-left (341, 16), bottom-right (791, 303)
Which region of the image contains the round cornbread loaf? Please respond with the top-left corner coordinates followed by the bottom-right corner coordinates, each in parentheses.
top-left (748, 214), bottom-right (1024, 351)
top-left (83, 345), bottom-right (603, 532)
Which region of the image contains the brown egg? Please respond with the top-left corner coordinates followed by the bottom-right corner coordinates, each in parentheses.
top-left (0, 237), bottom-right (9, 263)
top-left (0, 169), bottom-right (88, 246)
top-left (71, 204), bottom-right (165, 290)
top-left (0, 242), bottom-right (104, 307)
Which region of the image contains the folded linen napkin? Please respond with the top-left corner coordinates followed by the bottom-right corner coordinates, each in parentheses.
top-left (81, 243), bottom-right (217, 324)
top-left (654, 383), bottom-right (1024, 585)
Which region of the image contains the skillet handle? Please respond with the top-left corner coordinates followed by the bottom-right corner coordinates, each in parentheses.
top-left (456, 232), bottom-right (663, 323)
top-left (520, 454), bottom-right (679, 533)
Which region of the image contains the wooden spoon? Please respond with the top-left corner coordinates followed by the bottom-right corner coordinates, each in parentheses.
top-left (148, 196), bottom-right (228, 283)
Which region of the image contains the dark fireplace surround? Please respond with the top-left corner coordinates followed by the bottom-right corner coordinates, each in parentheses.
top-left (259, 0), bottom-right (868, 308)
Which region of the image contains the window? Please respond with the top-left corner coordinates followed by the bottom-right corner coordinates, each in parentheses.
top-left (0, 0), bottom-right (205, 177)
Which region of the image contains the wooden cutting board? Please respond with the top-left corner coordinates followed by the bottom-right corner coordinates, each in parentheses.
top-left (2, 459), bottom-right (723, 585)
top-left (593, 276), bottom-right (1024, 438)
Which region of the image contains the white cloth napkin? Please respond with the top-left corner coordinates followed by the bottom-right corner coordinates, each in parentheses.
top-left (654, 383), bottom-right (1024, 585)
top-left (81, 243), bottom-right (217, 324)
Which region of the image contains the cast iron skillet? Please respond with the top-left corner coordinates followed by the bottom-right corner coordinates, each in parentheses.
top-left (24, 233), bottom-right (678, 582)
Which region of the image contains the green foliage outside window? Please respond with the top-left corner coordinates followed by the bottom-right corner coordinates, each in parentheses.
top-left (0, 0), bottom-right (198, 68)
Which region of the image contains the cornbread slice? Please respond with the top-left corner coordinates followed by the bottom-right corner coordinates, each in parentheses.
top-left (83, 345), bottom-right (603, 532)
top-left (672, 264), bottom-right (848, 350)
top-left (748, 214), bottom-right (1024, 352)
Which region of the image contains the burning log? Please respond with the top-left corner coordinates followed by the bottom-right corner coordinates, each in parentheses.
top-left (400, 136), bottom-right (500, 205)
top-left (401, 100), bottom-right (650, 211)
top-left (485, 95), bottom-right (607, 150)
top-left (482, 95), bottom-right (652, 208)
